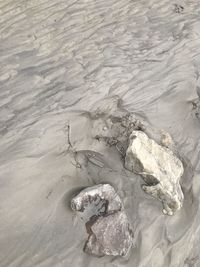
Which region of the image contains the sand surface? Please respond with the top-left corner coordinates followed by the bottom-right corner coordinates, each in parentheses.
top-left (1, 0), bottom-right (200, 266)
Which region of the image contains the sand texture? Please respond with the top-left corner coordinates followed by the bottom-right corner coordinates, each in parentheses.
top-left (1, 0), bottom-right (200, 266)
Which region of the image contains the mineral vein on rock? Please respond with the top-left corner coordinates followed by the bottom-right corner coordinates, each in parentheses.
top-left (71, 184), bottom-right (133, 257)
top-left (125, 131), bottom-right (184, 215)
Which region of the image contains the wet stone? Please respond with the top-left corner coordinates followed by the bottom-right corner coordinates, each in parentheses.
top-left (71, 184), bottom-right (133, 257)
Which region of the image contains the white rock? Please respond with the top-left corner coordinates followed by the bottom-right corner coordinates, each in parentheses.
top-left (71, 184), bottom-right (122, 218)
top-left (125, 131), bottom-right (184, 215)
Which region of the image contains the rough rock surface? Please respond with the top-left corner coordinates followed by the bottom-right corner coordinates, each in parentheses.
top-left (125, 131), bottom-right (184, 215)
top-left (85, 211), bottom-right (133, 257)
top-left (71, 184), bottom-right (133, 257)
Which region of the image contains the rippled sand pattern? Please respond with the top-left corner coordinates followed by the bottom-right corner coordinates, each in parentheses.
top-left (1, 0), bottom-right (200, 266)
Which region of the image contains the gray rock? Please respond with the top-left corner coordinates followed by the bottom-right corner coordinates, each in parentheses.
top-left (191, 97), bottom-right (200, 120)
top-left (125, 131), bottom-right (184, 215)
top-left (71, 184), bottom-right (122, 219)
top-left (71, 184), bottom-right (133, 257)
top-left (85, 211), bottom-right (133, 257)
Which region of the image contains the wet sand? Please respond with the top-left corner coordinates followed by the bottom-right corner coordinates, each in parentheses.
top-left (0, 0), bottom-right (200, 266)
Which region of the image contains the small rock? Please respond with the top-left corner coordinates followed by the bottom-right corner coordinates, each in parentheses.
top-left (160, 130), bottom-right (174, 148)
top-left (85, 211), bottom-right (133, 257)
top-left (191, 98), bottom-right (200, 120)
top-left (125, 131), bottom-right (184, 215)
top-left (71, 184), bottom-right (133, 257)
top-left (71, 184), bottom-right (122, 216)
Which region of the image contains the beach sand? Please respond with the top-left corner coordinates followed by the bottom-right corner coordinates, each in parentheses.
top-left (0, 0), bottom-right (200, 266)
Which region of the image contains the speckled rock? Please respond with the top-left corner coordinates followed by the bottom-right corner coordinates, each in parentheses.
top-left (85, 211), bottom-right (133, 257)
top-left (125, 131), bottom-right (184, 215)
top-left (71, 184), bottom-right (133, 257)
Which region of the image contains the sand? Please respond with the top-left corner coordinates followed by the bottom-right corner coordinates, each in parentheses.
top-left (0, 0), bottom-right (200, 266)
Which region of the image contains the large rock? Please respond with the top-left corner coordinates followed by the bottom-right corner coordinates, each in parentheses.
top-left (71, 184), bottom-right (133, 257)
top-left (125, 131), bottom-right (184, 215)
